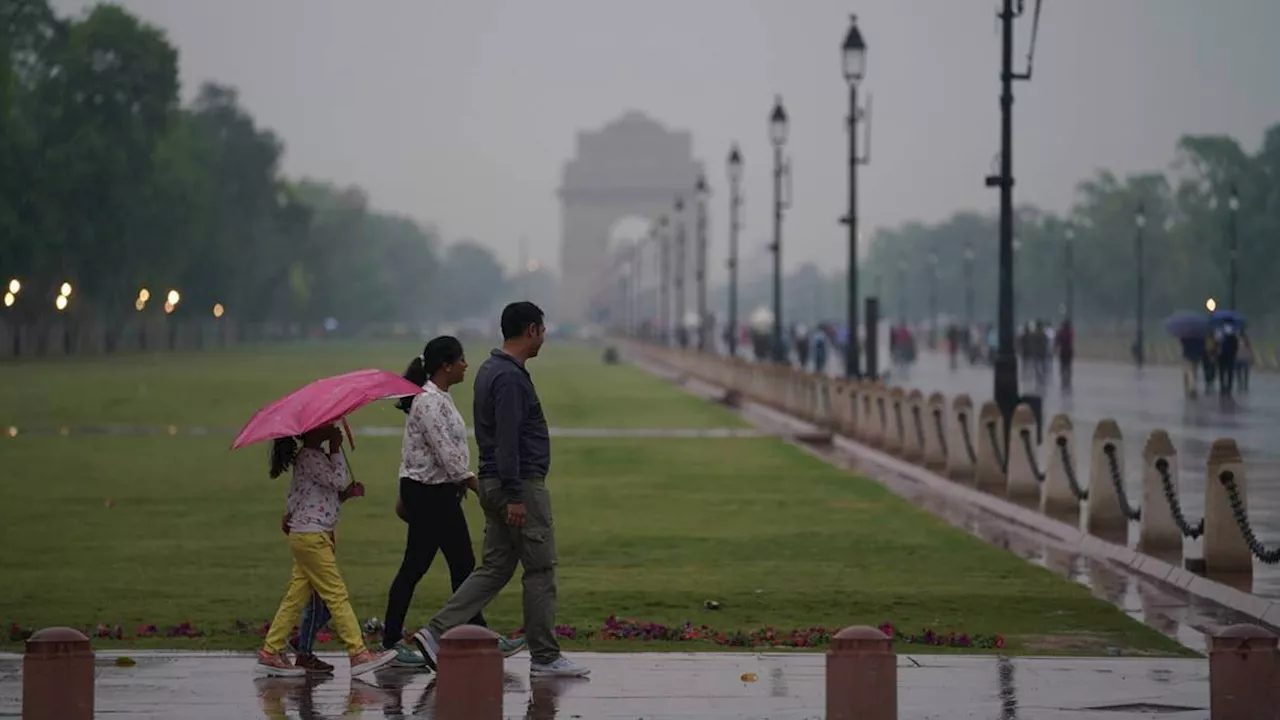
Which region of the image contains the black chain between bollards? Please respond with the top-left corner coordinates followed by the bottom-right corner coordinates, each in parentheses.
top-left (1155, 458), bottom-right (1203, 539)
top-left (1018, 429), bottom-right (1046, 482)
top-left (932, 408), bottom-right (949, 459)
top-left (958, 412), bottom-right (978, 464)
top-left (911, 405), bottom-right (926, 451)
top-left (1101, 442), bottom-right (1142, 521)
top-left (1054, 436), bottom-right (1089, 501)
top-left (1219, 470), bottom-right (1280, 564)
top-left (985, 421), bottom-right (1007, 473)
top-left (893, 403), bottom-right (905, 445)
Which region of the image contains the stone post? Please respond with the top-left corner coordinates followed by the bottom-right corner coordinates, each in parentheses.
top-left (1138, 429), bottom-right (1183, 554)
top-left (436, 625), bottom-right (504, 719)
top-left (825, 626), bottom-right (897, 720)
top-left (946, 395), bottom-right (975, 481)
top-left (1005, 403), bottom-right (1041, 501)
top-left (1204, 438), bottom-right (1253, 576)
top-left (1208, 624), bottom-right (1279, 718)
top-left (901, 389), bottom-right (925, 462)
top-left (23, 627), bottom-right (94, 720)
top-left (1040, 413), bottom-right (1080, 519)
top-left (922, 392), bottom-right (948, 470)
top-left (863, 385), bottom-right (881, 447)
top-left (974, 401), bottom-right (1005, 492)
top-left (883, 388), bottom-right (905, 455)
top-left (1086, 419), bottom-right (1126, 537)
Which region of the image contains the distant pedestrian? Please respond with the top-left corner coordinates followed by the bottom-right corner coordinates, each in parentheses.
top-left (411, 302), bottom-right (590, 678)
top-left (256, 425), bottom-right (396, 678)
top-left (1055, 320), bottom-right (1074, 391)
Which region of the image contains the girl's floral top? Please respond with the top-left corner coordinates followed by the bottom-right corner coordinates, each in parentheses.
top-left (285, 448), bottom-right (349, 533)
top-left (399, 380), bottom-right (473, 486)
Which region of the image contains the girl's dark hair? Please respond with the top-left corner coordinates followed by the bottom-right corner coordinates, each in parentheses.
top-left (269, 436), bottom-right (300, 478)
top-left (396, 335), bottom-right (465, 413)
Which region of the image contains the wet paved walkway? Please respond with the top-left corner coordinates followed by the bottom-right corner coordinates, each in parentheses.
top-left (0, 651), bottom-right (1212, 719)
top-left (812, 351), bottom-right (1280, 601)
top-left (3, 426), bottom-right (763, 439)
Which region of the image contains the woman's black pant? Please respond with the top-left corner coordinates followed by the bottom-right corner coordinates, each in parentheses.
top-left (382, 479), bottom-right (484, 649)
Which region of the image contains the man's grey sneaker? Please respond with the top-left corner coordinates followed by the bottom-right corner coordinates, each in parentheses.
top-left (530, 656), bottom-right (591, 678)
top-left (410, 629), bottom-right (439, 671)
top-left (498, 636), bottom-right (527, 659)
top-left (388, 640), bottom-right (427, 668)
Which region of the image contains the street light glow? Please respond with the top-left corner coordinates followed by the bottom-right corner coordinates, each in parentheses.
top-left (166, 289), bottom-right (180, 305)
top-left (138, 288), bottom-right (151, 302)
top-left (59, 282), bottom-right (72, 297)
top-left (163, 301), bottom-right (175, 314)
top-left (212, 303), bottom-right (225, 318)
top-left (2, 292), bottom-right (13, 308)
top-left (1206, 298), bottom-right (1217, 312)
top-left (135, 299), bottom-right (146, 312)
top-left (6, 279), bottom-right (18, 295)
top-left (54, 295), bottom-right (68, 311)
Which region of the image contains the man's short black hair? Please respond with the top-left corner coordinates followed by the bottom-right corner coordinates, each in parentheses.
top-left (501, 301), bottom-right (544, 340)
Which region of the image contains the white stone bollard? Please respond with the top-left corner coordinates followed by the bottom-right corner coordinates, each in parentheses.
top-left (974, 401), bottom-right (1005, 491)
top-left (864, 384), bottom-right (885, 447)
top-left (1204, 438), bottom-right (1253, 575)
top-left (1005, 403), bottom-right (1041, 501)
top-left (1040, 414), bottom-right (1081, 518)
top-left (901, 390), bottom-right (925, 462)
top-left (923, 392), bottom-right (948, 470)
top-left (1086, 419), bottom-right (1128, 537)
top-left (946, 394), bottom-right (976, 481)
top-left (883, 388), bottom-right (905, 455)
top-left (1138, 430), bottom-right (1184, 554)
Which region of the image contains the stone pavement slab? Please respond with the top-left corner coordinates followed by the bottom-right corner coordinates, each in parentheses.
top-left (0, 651), bottom-right (1210, 719)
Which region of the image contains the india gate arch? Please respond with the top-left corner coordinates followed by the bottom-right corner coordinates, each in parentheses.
top-left (557, 111), bottom-right (704, 326)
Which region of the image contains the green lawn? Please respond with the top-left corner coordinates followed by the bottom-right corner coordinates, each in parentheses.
top-left (0, 342), bottom-right (1188, 656)
top-left (0, 341), bottom-right (745, 430)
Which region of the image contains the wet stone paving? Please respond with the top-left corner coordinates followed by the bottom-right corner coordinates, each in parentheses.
top-left (0, 651), bottom-right (1212, 719)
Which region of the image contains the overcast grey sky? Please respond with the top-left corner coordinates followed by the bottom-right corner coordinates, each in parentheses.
top-left (55, 0), bottom-right (1280, 282)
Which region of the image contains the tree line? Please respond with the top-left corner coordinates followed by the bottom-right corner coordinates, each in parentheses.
top-left (718, 124), bottom-right (1279, 334)
top-left (1, 1), bottom-right (544, 341)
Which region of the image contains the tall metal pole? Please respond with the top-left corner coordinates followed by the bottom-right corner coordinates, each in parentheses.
top-left (674, 198), bottom-right (687, 348)
top-left (992, 0), bottom-right (1021, 425)
top-left (964, 245), bottom-right (975, 325)
top-left (727, 150), bottom-right (742, 359)
top-left (1064, 227), bottom-right (1075, 321)
top-left (928, 251), bottom-right (939, 347)
top-left (846, 82), bottom-right (860, 379)
top-left (633, 244), bottom-right (643, 338)
top-left (897, 261), bottom-right (907, 322)
top-left (1135, 206), bottom-right (1145, 368)
top-left (772, 143), bottom-right (784, 363)
top-left (696, 188), bottom-right (708, 351)
top-left (658, 219), bottom-right (670, 345)
top-left (1228, 184), bottom-right (1239, 310)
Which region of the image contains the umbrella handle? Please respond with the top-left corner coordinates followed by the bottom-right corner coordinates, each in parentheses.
top-left (341, 417), bottom-right (355, 451)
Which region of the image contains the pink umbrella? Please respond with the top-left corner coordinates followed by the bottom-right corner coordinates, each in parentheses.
top-left (231, 369), bottom-right (422, 450)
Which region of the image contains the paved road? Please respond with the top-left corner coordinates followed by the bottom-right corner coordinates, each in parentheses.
top-left (811, 350), bottom-right (1280, 599)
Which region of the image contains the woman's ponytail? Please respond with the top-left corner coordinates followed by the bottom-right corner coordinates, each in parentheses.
top-left (396, 355), bottom-right (427, 413)
top-left (396, 336), bottom-right (464, 413)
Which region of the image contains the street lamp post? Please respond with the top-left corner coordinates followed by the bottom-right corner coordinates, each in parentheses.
top-left (897, 260), bottom-right (907, 322)
top-left (694, 173), bottom-right (710, 351)
top-left (769, 95), bottom-right (791, 364)
top-left (986, 0), bottom-right (1041, 425)
top-left (1228, 183), bottom-right (1239, 310)
top-left (1134, 204), bottom-right (1146, 368)
top-left (658, 216), bottom-right (671, 345)
top-left (632, 241), bottom-right (644, 338)
top-left (727, 144), bottom-right (743, 359)
top-left (928, 251), bottom-right (939, 347)
top-left (964, 245), bottom-right (975, 325)
top-left (673, 197), bottom-right (687, 347)
top-left (842, 14), bottom-right (870, 379)
top-left (1063, 224), bottom-right (1075, 321)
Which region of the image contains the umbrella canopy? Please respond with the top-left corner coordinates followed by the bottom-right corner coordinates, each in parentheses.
top-left (1210, 309), bottom-right (1246, 329)
top-left (231, 369), bottom-right (422, 450)
top-left (1164, 311), bottom-right (1210, 340)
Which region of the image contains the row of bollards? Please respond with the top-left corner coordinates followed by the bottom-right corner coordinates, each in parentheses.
top-left (21, 621), bottom-right (1280, 718)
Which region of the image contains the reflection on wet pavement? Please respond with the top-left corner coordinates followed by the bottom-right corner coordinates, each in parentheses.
top-left (0, 651), bottom-right (1212, 719)
top-left (830, 353), bottom-right (1280, 601)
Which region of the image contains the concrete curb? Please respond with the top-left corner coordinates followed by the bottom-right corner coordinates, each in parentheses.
top-left (637, 356), bottom-right (1280, 630)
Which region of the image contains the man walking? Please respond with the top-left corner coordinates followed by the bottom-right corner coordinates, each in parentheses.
top-left (411, 301), bottom-right (589, 678)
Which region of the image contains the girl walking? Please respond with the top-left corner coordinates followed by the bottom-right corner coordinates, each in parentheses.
top-left (256, 424), bottom-right (397, 677)
top-left (380, 336), bottom-right (525, 665)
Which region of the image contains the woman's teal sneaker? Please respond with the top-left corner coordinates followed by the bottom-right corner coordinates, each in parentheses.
top-left (498, 636), bottom-right (527, 658)
top-left (389, 640), bottom-right (427, 668)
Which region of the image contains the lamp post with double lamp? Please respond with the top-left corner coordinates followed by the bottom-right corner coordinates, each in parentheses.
top-left (963, 245), bottom-right (975, 325)
top-left (4, 278), bottom-right (20, 357)
top-left (726, 144), bottom-right (744, 359)
top-left (769, 95), bottom-right (792, 364)
top-left (1134, 203), bottom-right (1146, 368)
top-left (164, 289), bottom-right (181, 351)
top-left (55, 282), bottom-right (72, 354)
top-left (928, 251), bottom-right (939, 347)
top-left (1063, 224), bottom-right (1074, 322)
top-left (841, 13), bottom-right (870, 379)
top-left (896, 260), bottom-right (907, 322)
top-left (694, 173), bottom-right (710, 351)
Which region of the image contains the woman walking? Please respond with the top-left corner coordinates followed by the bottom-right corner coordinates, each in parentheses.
top-left (380, 336), bottom-right (526, 666)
